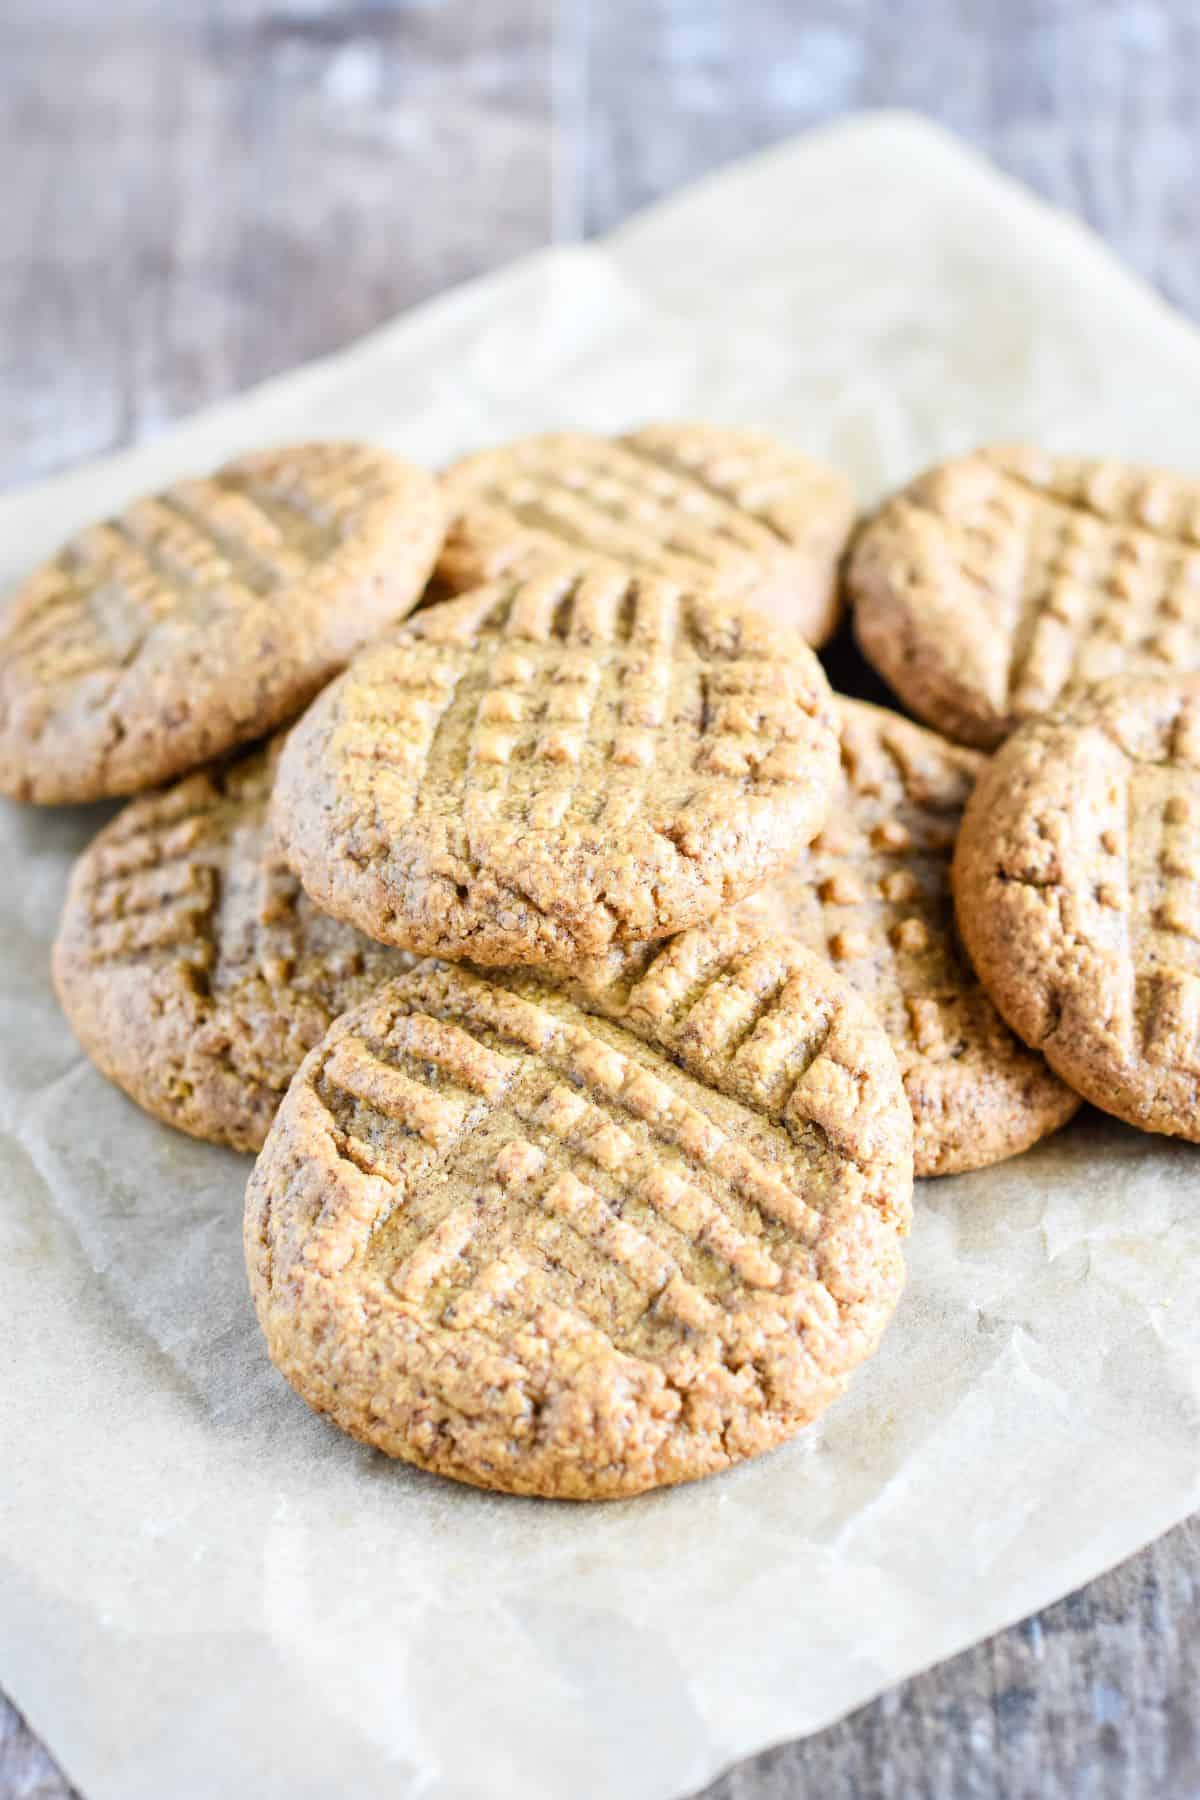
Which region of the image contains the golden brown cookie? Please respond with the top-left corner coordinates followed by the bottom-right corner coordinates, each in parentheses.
top-left (851, 446), bottom-right (1200, 749)
top-left (543, 701), bottom-right (1079, 1175)
top-left (53, 739), bottom-right (411, 1152)
top-left (437, 423), bottom-right (855, 644)
top-left (1, 442), bottom-right (444, 803)
top-left (244, 952), bottom-right (913, 1498)
top-left (271, 563), bottom-right (841, 966)
top-left (953, 675), bottom-right (1200, 1139)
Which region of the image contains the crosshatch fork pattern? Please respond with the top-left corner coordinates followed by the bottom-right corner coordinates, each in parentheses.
top-left (435, 425), bottom-right (854, 642)
top-left (71, 745), bottom-right (403, 1002)
top-left (274, 560), bottom-right (840, 963)
top-left (53, 740), bottom-right (410, 1151)
top-left (745, 700), bottom-right (984, 1053)
top-left (81, 779), bottom-right (222, 970)
top-left (544, 700), bottom-right (1081, 1177)
top-left (984, 450), bottom-right (1200, 714)
top-left (443, 433), bottom-right (795, 568)
top-left (954, 676), bottom-right (1200, 1135)
top-left (320, 996), bottom-right (829, 1336)
top-left (9, 443), bottom-right (399, 692)
top-left (1109, 708), bottom-right (1200, 1071)
top-left (1056, 689), bottom-right (1200, 1073)
top-left (0, 442), bottom-right (442, 803)
top-left (853, 448), bottom-right (1200, 750)
top-left (247, 959), bottom-right (912, 1497)
top-left (390, 561), bottom-right (818, 811)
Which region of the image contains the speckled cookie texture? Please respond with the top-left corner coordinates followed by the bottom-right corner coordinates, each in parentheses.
top-left (850, 445), bottom-right (1200, 749)
top-left (0, 441), bottom-right (444, 803)
top-left (743, 701), bottom-right (1081, 1173)
top-left (271, 562), bottom-right (841, 966)
top-left (53, 739), bottom-right (412, 1152)
top-left (953, 675), bottom-right (1200, 1140)
top-left (436, 423), bottom-right (856, 645)
top-left (244, 953), bottom-right (913, 1497)
top-left (547, 701), bottom-right (1078, 1176)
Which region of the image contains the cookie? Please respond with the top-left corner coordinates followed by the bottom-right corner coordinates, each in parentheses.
top-left (953, 674), bottom-right (1200, 1139)
top-left (546, 701), bottom-right (1079, 1175)
top-left (271, 562), bottom-right (841, 966)
top-left (53, 739), bottom-right (411, 1152)
top-left (1, 441), bottom-right (444, 803)
top-left (244, 954), bottom-right (913, 1497)
top-left (437, 423), bottom-right (855, 645)
top-left (850, 446), bottom-right (1200, 749)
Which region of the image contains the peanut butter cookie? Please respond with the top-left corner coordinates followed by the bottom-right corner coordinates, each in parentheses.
top-left (953, 675), bottom-right (1200, 1139)
top-left (545, 702), bottom-right (1079, 1175)
top-left (272, 564), bottom-right (840, 966)
top-left (437, 424), bottom-right (855, 644)
top-left (53, 738), bottom-right (411, 1151)
top-left (851, 446), bottom-right (1200, 749)
top-left (1, 441), bottom-right (443, 803)
top-left (244, 953), bottom-right (913, 1497)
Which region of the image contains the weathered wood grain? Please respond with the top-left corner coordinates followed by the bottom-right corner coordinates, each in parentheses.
top-left (4, 3), bottom-right (1200, 1798)
top-left (0, 0), bottom-right (556, 486)
top-left (700, 1515), bottom-right (1200, 1799)
top-left (0, 1699), bottom-right (76, 1800)
top-left (584, 0), bottom-right (1200, 319)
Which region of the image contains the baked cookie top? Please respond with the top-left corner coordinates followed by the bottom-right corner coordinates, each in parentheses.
top-left (1, 441), bottom-right (443, 803)
top-left (953, 674), bottom-right (1200, 1139)
top-left (850, 446), bottom-right (1200, 749)
top-left (244, 953), bottom-right (913, 1498)
top-left (271, 563), bottom-right (841, 966)
top-left (545, 701), bottom-right (1078, 1176)
top-left (53, 738), bottom-right (411, 1152)
top-left (745, 701), bottom-right (1080, 1173)
top-left (436, 423), bottom-right (855, 645)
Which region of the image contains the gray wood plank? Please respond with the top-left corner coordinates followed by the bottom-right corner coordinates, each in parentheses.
top-left (0, 1699), bottom-right (74, 1800)
top-left (0, 0), bottom-right (556, 487)
top-left (697, 1516), bottom-right (1200, 1799)
top-left (584, 0), bottom-right (1200, 319)
top-left (4, 3), bottom-right (1200, 1799)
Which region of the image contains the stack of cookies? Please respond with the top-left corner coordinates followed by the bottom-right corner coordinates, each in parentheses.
top-left (14, 427), bottom-right (1197, 1499)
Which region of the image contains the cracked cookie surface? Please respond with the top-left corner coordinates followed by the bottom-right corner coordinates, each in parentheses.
top-left (53, 738), bottom-right (413, 1151)
top-left (244, 955), bottom-right (912, 1497)
top-left (851, 446), bottom-right (1200, 749)
top-left (1, 441), bottom-right (443, 802)
top-left (437, 423), bottom-right (855, 645)
top-left (953, 675), bottom-right (1200, 1139)
top-left (541, 701), bottom-right (1079, 1175)
top-left (271, 564), bottom-right (840, 966)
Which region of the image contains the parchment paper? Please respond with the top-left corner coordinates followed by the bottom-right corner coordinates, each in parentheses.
top-left (3, 114), bottom-right (1200, 1800)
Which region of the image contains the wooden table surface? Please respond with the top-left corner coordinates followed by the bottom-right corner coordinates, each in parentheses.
top-left (3, 3), bottom-right (1200, 1795)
